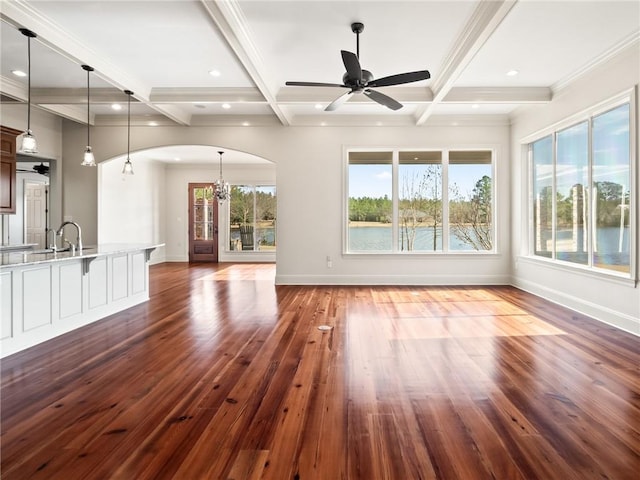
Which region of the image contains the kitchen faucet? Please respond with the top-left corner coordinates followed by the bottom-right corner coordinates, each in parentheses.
top-left (46, 228), bottom-right (58, 252)
top-left (56, 221), bottom-right (83, 252)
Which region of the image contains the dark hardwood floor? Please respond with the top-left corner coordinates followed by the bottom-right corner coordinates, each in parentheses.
top-left (1, 262), bottom-right (639, 479)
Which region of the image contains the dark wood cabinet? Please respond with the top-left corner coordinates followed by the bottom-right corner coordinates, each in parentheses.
top-left (1, 126), bottom-right (22, 214)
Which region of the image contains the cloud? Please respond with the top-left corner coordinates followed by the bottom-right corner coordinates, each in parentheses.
top-left (375, 171), bottom-right (392, 180)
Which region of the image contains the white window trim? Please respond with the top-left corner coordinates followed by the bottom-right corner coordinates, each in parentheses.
top-left (343, 145), bottom-right (497, 255)
top-left (523, 88), bottom-right (637, 281)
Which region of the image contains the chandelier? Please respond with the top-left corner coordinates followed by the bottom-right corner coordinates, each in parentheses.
top-left (214, 150), bottom-right (230, 203)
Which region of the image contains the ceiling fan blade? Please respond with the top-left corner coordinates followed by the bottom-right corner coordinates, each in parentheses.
top-left (286, 81), bottom-right (349, 88)
top-left (341, 50), bottom-right (362, 82)
top-left (364, 89), bottom-right (403, 111)
top-left (367, 70), bottom-right (431, 88)
top-left (325, 90), bottom-right (353, 111)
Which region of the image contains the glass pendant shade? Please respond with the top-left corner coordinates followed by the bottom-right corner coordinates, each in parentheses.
top-left (20, 130), bottom-right (38, 153)
top-left (19, 28), bottom-right (38, 153)
top-left (122, 158), bottom-right (134, 175)
top-left (214, 151), bottom-right (230, 203)
top-left (81, 65), bottom-right (96, 166)
top-left (122, 90), bottom-right (134, 175)
top-left (82, 146), bottom-right (96, 166)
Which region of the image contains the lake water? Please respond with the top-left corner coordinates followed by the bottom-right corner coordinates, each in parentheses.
top-left (349, 225), bottom-right (630, 263)
top-left (349, 226), bottom-right (481, 251)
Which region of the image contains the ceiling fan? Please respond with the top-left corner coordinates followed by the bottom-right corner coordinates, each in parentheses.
top-left (286, 22), bottom-right (430, 111)
top-left (16, 162), bottom-right (49, 176)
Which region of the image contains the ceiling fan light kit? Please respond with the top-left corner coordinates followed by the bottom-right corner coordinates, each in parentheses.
top-left (286, 22), bottom-right (430, 111)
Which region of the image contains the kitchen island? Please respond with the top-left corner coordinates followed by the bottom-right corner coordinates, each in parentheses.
top-left (0, 243), bottom-right (162, 357)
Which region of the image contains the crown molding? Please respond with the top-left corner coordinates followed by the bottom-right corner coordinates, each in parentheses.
top-left (552, 29), bottom-right (640, 94)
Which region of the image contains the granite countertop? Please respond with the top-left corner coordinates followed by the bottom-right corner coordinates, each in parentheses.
top-left (0, 243), bottom-right (163, 268)
top-left (0, 244), bottom-right (38, 252)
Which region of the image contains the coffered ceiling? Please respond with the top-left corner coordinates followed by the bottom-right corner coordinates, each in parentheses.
top-left (1, 0), bottom-right (639, 129)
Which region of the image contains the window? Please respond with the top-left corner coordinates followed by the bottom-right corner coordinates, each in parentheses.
top-left (346, 149), bottom-right (494, 253)
top-left (228, 185), bottom-right (276, 252)
top-left (449, 151), bottom-right (493, 251)
top-left (348, 152), bottom-right (393, 252)
top-left (528, 101), bottom-right (632, 276)
top-left (398, 151), bottom-right (442, 251)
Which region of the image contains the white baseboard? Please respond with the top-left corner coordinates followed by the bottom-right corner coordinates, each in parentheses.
top-left (512, 276), bottom-right (640, 336)
top-left (275, 273), bottom-right (511, 286)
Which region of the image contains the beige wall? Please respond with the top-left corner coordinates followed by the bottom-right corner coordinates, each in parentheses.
top-left (62, 120), bottom-right (512, 284)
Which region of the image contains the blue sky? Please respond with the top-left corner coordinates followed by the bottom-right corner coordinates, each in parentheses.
top-left (349, 163), bottom-right (491, 199)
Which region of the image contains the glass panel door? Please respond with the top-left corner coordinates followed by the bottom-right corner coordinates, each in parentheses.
top-left (188, 183), bottom-right (218, 262)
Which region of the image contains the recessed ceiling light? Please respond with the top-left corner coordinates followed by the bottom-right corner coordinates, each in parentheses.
top-left (242, 121), bottom-right (250, 126)
top-left (209, 70), bottom-right (221, 77)
top-left (222, 103), bottom-right (231, 109)
top-left (314, 103), bottom-right (323, 110)
top-left (11, 70), bottom-right (27, 77)
top-left (174, 157), bottom-right (181, 162)
top-left (320, 122), bottom-right (327, 126)
top-left (506, 69), bottom-right (519, 76)
top-left (111, 103), bottom-right (122, 111)
top-left (472, 104), bottom-right (480, 109)
top-left (376, 121), bottom-right (383, 126)
top-left (148, 121), bottom-right (158, 126)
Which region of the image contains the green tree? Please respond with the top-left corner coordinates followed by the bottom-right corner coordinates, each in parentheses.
top-left (230, 186), bottom-right (253, 225)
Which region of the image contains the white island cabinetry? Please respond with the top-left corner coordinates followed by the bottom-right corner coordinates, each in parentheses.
top-left (0, 244), bottom-right (160, 358)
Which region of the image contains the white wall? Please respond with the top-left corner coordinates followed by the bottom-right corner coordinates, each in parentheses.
top-left (510, 44), bottom-right (640, 335)
top-left (98, 158), bottom-right (166, 263)
top-left (62, 120), bottom-right (512, 285)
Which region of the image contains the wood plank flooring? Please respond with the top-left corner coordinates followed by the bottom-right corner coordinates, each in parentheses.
top-left (1, 262), bottom-right (639, 479)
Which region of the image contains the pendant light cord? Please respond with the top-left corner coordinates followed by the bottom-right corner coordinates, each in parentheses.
top-left (27, 34), bottom-right (31, 131)
top-left (86, 67), bottom-right (90, 146)
top-left (127, 91), bottom-right (132, 157)
top-left (19, 28), bottom-right (37, 135)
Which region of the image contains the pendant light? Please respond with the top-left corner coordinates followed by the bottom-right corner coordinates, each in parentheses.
top-left (122, 90), bottom-right (134, 175)
top-left (19, 28), bottom-right (38, 153)
top-left (81, 65), bottom-right (96, 166)
top-left (214, 150), bottom-right (230, 203)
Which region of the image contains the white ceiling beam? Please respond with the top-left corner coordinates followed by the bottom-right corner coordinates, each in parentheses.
top-left (150, 87), bottom-right (266, 104)
top-left (415, 0), bottom-right (518, 125)
top-left (277, 86), bottom-right (435, 104)
top-left (0, 0), bottom-right (192, 126)
top-left (443, 86), bottom-right (551, 104)
top-left (200, 0), bottom-right (292, 126)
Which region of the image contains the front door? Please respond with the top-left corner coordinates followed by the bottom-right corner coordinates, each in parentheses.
top-left (188, 183), bottom-right (218, 262)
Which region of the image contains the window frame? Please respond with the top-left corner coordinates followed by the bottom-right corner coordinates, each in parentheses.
top-left (523, 89), bottom-right (636, 281)
top-left (226, 183), bottom-right (277, 253)
top-left (343, 147), bottom-right (497, 256)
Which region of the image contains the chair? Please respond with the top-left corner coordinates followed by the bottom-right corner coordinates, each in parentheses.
top-left (239, 224), bottom-right (254, 251)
